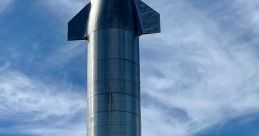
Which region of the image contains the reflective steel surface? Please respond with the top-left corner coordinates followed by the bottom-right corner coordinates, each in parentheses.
top-left (88, 0), bottom-right (136, 33)
top-left (134, 0), bottom-right (160, 34)
top-left (87, 28), bottom-right (140, 136)
top-left (68, 0), bottom-right (160, 135)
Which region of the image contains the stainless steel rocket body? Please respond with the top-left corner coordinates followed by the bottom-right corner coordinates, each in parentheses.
top-left (87, 29), bottom-right (141, 136)
top-left (68, 0), bottom-right (160, 135)
top-left (87, 1), bottom-right (140, 135)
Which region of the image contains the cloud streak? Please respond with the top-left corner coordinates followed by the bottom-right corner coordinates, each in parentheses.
top-left (0, 0), bottom-right (13, 14)
top-left (1, 0), bottom-right (259, 136)
top-left (39, 0), bottom-right (88, 19)
top-left (0, 69), bottom-right (86, 136)
top-left (140, 0), bottom-right (259, 136)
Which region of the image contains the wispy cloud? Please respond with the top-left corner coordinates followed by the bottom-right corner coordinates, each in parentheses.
top-left (0, 0), bottom-right (88, 136)
top-left (0, 69), bottom-right (86, 136)
top-left (234, 0), bottom-right (259, 31)
top-left (39, 0), bottom-right (88, 19)
top-left (26, 0), bottom-right (259, 135)
top-left (140, 0), bottom-right (259, 136)
top-left (0, 0), bottom-right (14, 14)
top-left (1, 0), bottom-right (259, 136)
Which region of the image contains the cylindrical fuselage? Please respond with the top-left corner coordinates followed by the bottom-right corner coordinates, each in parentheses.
top-left (87, 0), bottom-right (141, 136)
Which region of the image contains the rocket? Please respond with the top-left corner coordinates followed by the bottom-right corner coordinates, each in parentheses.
top-left (68, 0), bottom-right (160, 136)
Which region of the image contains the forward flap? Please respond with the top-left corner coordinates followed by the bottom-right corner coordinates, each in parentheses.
top-left (135, 0), bottom-right (161, 35)
top-left (68, 3), bottom-right (91, 41)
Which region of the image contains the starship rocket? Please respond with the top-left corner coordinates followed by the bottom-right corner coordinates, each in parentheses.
top-left (68, 0), bottom-right (160, 135)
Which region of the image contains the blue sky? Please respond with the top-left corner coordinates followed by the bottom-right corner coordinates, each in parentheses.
top-left (0, 0), bottom-right (259, 136)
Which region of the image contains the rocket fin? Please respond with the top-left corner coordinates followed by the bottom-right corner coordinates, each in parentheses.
top-left (135, 0), bottom-right (161, 35)
top-left (68, 3), bottom-right (91, 41)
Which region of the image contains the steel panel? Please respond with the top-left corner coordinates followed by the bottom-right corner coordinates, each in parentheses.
top-left (88, 59), bottom-right (140, 83)
top-left (88, 29), bottom-right (139, 62)
top-left (87, 28), bottom-right (141, 136)
top-left (88, 0), bottom-right (136, 33)
top-left (88, 79), bottom-right (140, 97)
top-left (88, 69), bottom-right (140, 83)
top-left (88, 94), bottom-right (140, 114)
top-left (88, 111), bottom-right (140, 136)
top-left (88, 111), bottom-right (140, 124)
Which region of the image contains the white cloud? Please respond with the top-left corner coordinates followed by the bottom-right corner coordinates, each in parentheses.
top-left (37, 0), bottom-right (259, 135)
top-left (39, 0), bottom-right (88, 19)
top-left (1, 0), bottom-right (259, 136)
top-left (0, 0), bottom-right (13, 13)
top-left (0, 70), bottom-right (86, 136)
top-left (139, 0), bottom-right (259, 136)
top-left (234, 0), bottom-right (259, 32)
top-left (0, 60), bottom-right (10, 71)
top-left (47, 42), bottom-right (86, 66)
top-left (0, 123), bottom-right (86, 136)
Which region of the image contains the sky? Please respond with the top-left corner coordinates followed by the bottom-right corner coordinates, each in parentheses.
top-left (0, 0), bottom-right (259, 136)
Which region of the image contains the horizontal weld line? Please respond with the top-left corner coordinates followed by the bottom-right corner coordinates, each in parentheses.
top-left (87, 72), bottom-right (140, 76)
top-left (87, 78), bottom-right (141, 85)
top-left (87, 92), bottom-right (140, 99)
top-left (88, 27), bottom-right (136, 35)
top-left (88, 58), bottom-right (140, 66)
top-left (88, 68), bottom-right (140, 73)
top-left (87, 71), bottom-right (140, 75)
top-left (87, 122), bottom-right (139, 127)
top-left (88, 110), bottom-right (140, 116)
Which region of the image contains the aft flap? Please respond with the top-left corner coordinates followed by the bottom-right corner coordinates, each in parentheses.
top-left (135, 0), bottom-right (160, 35)
top-left (68, 3), bottom-right (91, 41)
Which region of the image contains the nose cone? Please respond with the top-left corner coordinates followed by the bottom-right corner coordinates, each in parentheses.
top-left (88, 0), bottom-right (137, 33)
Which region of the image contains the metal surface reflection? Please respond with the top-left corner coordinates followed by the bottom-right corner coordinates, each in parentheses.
top-left (68, 0), bottom-right (160, 136)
